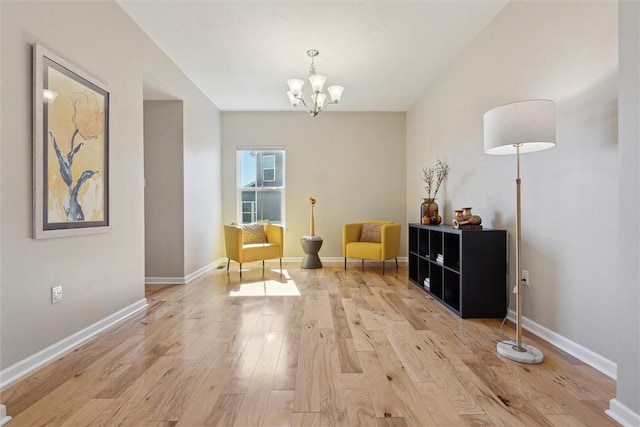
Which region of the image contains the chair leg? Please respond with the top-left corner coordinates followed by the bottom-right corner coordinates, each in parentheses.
top-left (280, 258), bottom-right (282, 274)
top-left (361, 259), bottom-right (364, 271)
top-left (344, 257), bottom-right (347, 270)
top-left (382, 260), bottom-right (386, 275)
top-left (227, 259), bottom-right (230, 271)
top-left (395, 257), bottom-right (398, 269)
top-left (240, 263), bottom-right (242, 278)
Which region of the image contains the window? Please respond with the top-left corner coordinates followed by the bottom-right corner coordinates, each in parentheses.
top-left (237, 147), bottom-right (285, 225)
top-left (263, 155), bottom-right (275, 182)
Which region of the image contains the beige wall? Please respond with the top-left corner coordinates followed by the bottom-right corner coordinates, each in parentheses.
top-left (408, 1), bottom-right (619, 365)
top-left (144, 99), bottom-right (222, 281)
top-left (406, 2), bottom-right (639, 417)
top-left (222, 112), bottom-right (406, 259)
top-left (144, 101), bottom-right (185, 278)
top-left (0, 1), bottom-right (221, 369)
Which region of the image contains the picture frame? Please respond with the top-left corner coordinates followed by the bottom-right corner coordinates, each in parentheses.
top-left (33, 44), bottom-right (110, 239)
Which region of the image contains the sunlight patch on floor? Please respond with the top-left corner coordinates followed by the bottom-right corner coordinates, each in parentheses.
top-left (229, 269), bottom-right (301, 296)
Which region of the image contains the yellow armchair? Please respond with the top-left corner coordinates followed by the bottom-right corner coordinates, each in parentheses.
top-left (342, 220), bottom-right (401, 274)
top-left (224, 223), bottom-right (284, 277)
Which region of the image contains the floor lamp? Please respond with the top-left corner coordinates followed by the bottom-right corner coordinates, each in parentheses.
top-left (483, 99), bottom-right (556, 364)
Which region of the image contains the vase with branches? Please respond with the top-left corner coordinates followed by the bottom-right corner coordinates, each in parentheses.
top-left (420, 159), bottom-right (449, 224)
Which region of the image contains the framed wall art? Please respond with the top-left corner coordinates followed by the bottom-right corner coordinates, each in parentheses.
top-left (33, 44), bottom-right (109, 239)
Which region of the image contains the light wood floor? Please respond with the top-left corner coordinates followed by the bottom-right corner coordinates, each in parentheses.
top-left (1, 262), bottom-right (617, 426)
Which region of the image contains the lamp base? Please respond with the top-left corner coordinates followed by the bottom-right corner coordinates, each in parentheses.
top-left (496, 340), bottom-right (544, 364)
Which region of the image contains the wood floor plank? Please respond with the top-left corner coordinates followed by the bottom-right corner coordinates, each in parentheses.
top-left (385, 320), bottom-right (435, 383)
top-left (222, 315), bottom-right (275, 394)
top-left (262, 390), bottom-right (295, 427)
top-left (384, 292), bottom-right (429, 331)
top-left (272, 337), bottom-right (300, 391)
top-left (414, 382), bottom-right (466, 426)
top-left (233, 331), bottom-right (285, 426)
top-left (204, 393), bottom-right (244, 426)
top-left (368, 330), bottom-right (438, 427)
top-left (376, 416), bottom-right (409, 427)
top-left (355, 296), bottom-right (388, 331)
top-left (344, 389), bottom-right (377, 427)
top-left (0, 263), bottom-right (617, 427)
top-left (358, 351), bottom-right (406, 419)
top-left (59, 398), bottom-right (114, 427)
top-left (175, 351), bottom-right (241, 427)
top-left (317, 328), bottom-right (350, 427)
top-left (341, 298), bottom-right (375, 352)
top-left (97, 354), bottom-right (184, 426)
top-left (293, 320), bottom-right (321, 412)
top-left (291, 412), bottom-right (321, 426)
top-left (371, 289), bottom-right (405, 321)
top-left (329, 293), bottom-right (363, 373)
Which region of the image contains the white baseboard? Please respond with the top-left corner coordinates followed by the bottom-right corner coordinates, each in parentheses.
top-left (0, 298), bottom-right (148, 389)
top-left (606, 398), bottom-right (640, 427)
top-left (145, 259), bottom-right (226, 285)
top-left (225, 257), bottom-right (408, 265)
top-left (144, 276), bottom-right (185, 285)
top-left (0, 404), bottom-right (11, 426)
top-left (319, 257), bottom-right (408, 264)
top-left (507, 310), bottom-right (617, 379)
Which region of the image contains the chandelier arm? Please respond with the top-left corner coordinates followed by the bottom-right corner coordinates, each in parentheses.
top-left (297, 96), bottom-right (314, 116)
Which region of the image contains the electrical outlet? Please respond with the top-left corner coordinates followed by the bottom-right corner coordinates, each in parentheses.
top-left (51, 285), bottom-right (63, 304)
top-left (522, 270), bottom-right (529, 286)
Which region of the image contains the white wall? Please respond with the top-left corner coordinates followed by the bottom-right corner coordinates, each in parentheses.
top-left (407, 0), bottom-right (618, 366)
top-left (183, 100), bottom-right (223, 275)
top-left (144, 101), bottom-right (185, 278)
top-left (222, 112), bottom-right (406, 259)
top-left (614, 0), bottom-right (640, 422)
top-left (0, 1), bottom-right (221, 372)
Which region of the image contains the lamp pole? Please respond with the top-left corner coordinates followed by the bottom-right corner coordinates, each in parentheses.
top-left (514, 143), bottom-right (525, 352)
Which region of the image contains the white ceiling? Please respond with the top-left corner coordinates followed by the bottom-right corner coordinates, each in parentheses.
top-left (117, 1), bottom-right (509, 112)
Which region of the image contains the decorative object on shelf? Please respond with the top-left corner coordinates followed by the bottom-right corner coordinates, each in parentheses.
top-left (452, 207), bottom-right (482, 229)
top-left (286, 49), bottom-right (344, 117)
top-left (421, 159), bottom-right (448, 225)
top-left (484, 99), bottom-right (556, 364)
top-left (307, 196), bottom-right (318, 238)
top-left (420, 198), bottom-right (440, 224)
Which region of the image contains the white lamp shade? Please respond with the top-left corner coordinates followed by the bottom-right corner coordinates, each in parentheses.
top-left (484, 99), bottom-right (556, 155)
top-left (312, 92), bottom-right (327, 110)
top-left (327, 85), bottom-right (344, 103)
top-left (308, 74), bottom-right (326, 93)
top-left (287, 91), bottom-right (301, 106)
top-left (287, 79), bottom-right (305, 97)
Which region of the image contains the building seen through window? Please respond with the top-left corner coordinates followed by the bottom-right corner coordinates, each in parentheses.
top-left (237, 148), bottom-right (285, 225)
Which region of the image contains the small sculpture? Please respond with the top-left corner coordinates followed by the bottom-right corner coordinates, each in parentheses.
top-left (308, 196), bottom-right (317, 236)
top-left (453, 207), bottom-right (482, 229)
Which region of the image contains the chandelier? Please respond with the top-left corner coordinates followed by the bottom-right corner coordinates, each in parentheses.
top-left (286, 49), bottom-right (344, 117)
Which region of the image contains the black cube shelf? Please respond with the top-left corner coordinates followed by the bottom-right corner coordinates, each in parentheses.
top-left (408, 223), bottom-right (507, 318)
